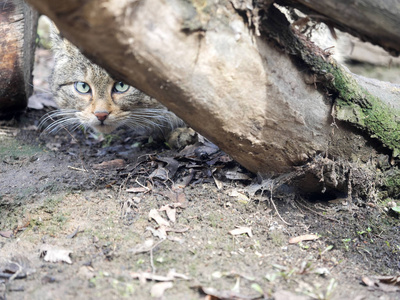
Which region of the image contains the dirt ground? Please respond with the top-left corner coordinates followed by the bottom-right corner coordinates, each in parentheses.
top-left (1, 47), bottom-right (400, 300)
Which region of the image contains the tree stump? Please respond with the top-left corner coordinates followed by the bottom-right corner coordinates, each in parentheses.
top-left (0, 0), bottom-right (38, 118)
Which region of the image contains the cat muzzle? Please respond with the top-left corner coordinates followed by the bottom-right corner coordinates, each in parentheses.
top-left (94, 111), bottom-right (109, 122)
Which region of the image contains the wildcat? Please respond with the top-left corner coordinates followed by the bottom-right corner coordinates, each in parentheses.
top-left (42, 28), bottom-right (195, 147)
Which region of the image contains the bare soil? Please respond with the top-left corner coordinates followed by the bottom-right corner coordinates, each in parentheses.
top-left (1, 49), bottom-right (400, 300)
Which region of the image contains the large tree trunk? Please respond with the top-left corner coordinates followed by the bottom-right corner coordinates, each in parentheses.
top-left (24, 0), bottom-right (400, 195)
top-left (0, 0), bottom-right (38, 117)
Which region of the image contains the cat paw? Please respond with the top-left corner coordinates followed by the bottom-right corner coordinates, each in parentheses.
top-left (167, 127), bottom-right (197, 149)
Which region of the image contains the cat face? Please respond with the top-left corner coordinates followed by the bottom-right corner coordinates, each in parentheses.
top-left (44, 32), bottom-right (181, 135)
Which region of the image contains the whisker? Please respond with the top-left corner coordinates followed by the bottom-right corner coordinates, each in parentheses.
top-left (39, 109), bottom-right (82, 135)
top-left (126, 116), bottom-right (167, 130)
top-left (124, 108), bottom-right (181, 131)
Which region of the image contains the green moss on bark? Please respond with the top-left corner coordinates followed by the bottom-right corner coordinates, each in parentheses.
top-left (294, 36), bottom-right (400, 157)
top-left (261, 5), bottom-right (400, 196)
top-left (329, 64), bottom-right (400, 157)
top-left (384, 170), bottom-right (400, 197)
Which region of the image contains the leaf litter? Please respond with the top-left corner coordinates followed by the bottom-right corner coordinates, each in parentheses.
top-left (2, 46), bottom-right (400, 299)
top-left (361, 275), bottom-right (400, 292)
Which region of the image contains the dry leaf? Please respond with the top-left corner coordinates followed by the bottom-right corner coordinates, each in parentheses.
top-left (0, 127), bottom-right (19, 137)
top-left (147, 226), bottom-right (167, 239)
top-left (45, 142), bottom-right (61, 151)
top-left (159, 205), bottom-right (176, 223)
top-left (362, 275), bottom-right (400, 292)
top-left (92, 159), bottom-right (126, 170)
top-left (151, 282), bottom-right (173, 298)
top-left (173, 173), bottom-right (194, 189)
top-left (229, 226), bottom-right (253, 237)
top-left (126, 186), bottom-right (149, 193)
top-left (166, 189), bottom-right (187, 207)
top-left (0, 231), bottom-right (13, 238)
top-left (289, 234), bottom-right (319, 244)
top-left (131, 272), bottom-right (172, 282)
top-left (131, 269), bottom-right (190, 282)
top-left (40, 245), bottom-right (72, 264)
top-left (228, 189), bottom-right (250, 203)
top-left (171, 202), bottom-right (184, 208)
top-left (194, 286), bottom-right (257, 300)
top-left (166, 269), bottom-right (190, 280)
top-left (156, 156), bottom-right (180, 178)
top-left (374, 275), bottom-right (400, 285)
top-left (179, 141), bottom-right (218, 158)
top-left (149, 165), bottom-right (169, 180)
top-left (149, 209), bottom-right (170, 227)
top-left (225, 170), bottom-right (251, 181)
top-left (213, 176), bottom-right (224, 190)
top-left (361, 276), bottom-right (375, 287)
top-left (129, 239), bottom-right (155, 254)
top-left (176, 192), bottom-right (187, 206)
top-left (166, 206), bottom-right (176, 223)
top-left (0, 255), bottom-right (36, 279)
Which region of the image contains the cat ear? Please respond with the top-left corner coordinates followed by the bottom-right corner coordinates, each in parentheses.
top-left (49, 21), bottom-right (67, 52)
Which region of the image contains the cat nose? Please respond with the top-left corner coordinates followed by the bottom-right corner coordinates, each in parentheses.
top-left (94, 111), bottom-right (109, 122)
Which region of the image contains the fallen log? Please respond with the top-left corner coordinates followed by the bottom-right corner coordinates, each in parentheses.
top-left (278, 0), bottom-right (400, 56)
top-left (0, 0), bottom-right (38, 117)
top-left (24, 0), bottom-right (400, 196)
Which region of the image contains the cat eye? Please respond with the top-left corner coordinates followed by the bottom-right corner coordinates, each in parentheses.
top-left (74, 82), bottom-right (91, 94)
top-left (113, 82), bottom-right (129, 93)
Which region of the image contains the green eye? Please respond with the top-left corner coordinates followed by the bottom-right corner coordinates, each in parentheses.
top-left (74, 82), bottom-right (91, 94)
top-left (113, 82), bottom-right (129, 93)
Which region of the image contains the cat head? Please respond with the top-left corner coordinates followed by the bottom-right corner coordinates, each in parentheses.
top-left (45, 27), bottom-right (174, 135)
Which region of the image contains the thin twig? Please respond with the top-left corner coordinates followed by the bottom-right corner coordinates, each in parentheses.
top-left (67, 166), bottom-right (88, 172)
top-left (8, 262), bottom-right (22, 282)
top-left (295, 198), bottom-right (343, 224)
top-left (150, 239), bottom-right (165, 274)
top-left (266, 183), bottom-right (292, 226)
top-left (269, 189), bottom-right (292, 226)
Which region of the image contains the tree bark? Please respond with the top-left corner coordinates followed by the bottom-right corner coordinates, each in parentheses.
top-left (0, 0), bottom-right (38, 117)
top-left (278, 0), bottom-right (400, 56)
top-left (24, 0), bottom-right (400, 183)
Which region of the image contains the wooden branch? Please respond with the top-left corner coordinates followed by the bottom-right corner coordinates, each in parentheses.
top-left (24, 0), bottom-right (400, 178)
top-left (259, 9), bottom-right (400, 158)
top-left (0, 0), bottom-right (38, 117)
top-left (279, 0), bottom-right (400, 56)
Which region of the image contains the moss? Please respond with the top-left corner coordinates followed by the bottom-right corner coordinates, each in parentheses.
top-left (384, 170), bottom-right (400, 197)
top-left (333, 70), bottom-right (400, 156)
top-left (0, 136), bottom-right (42, 160)
top-left (261, 7), bottom-right (400, 195)
top-left (294, 32), bottom-right (400, 157)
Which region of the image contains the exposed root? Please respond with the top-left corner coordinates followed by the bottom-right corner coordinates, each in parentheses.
top-left (269, 183), bottom-right (292, 226)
